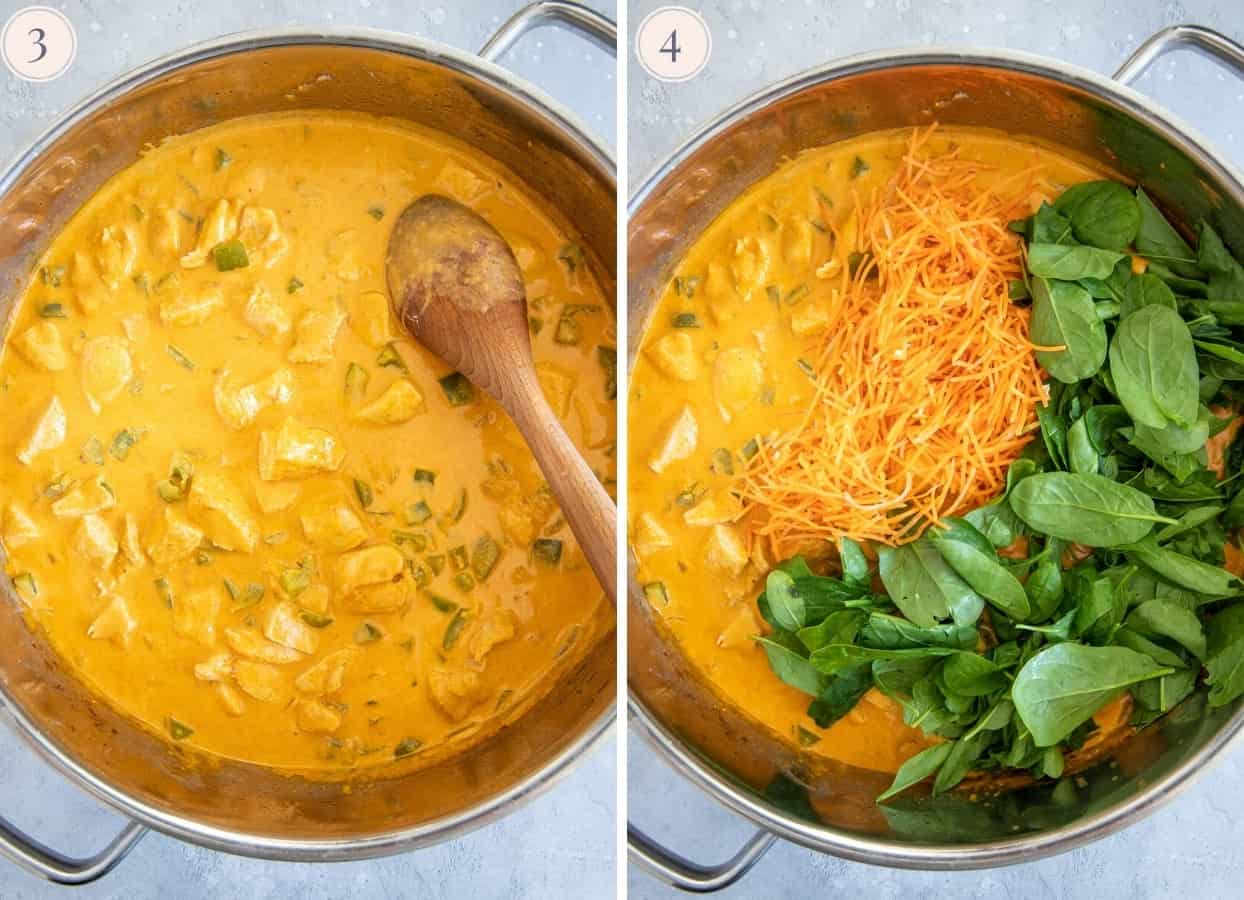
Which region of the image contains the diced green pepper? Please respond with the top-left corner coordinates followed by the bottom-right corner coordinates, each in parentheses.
top-left (394, 737), bottom-right (422, 758)
top-left (439, 372), bottom-right (475, 406)
top-left (367, 204), bottom-right (385, 221)
top-left (440, 489), bottom-right (468, 528)
top-left (413, 468), bottom-right (437, 485)
top-left (405, 501), bottom-right (432, 525)
top-left (557, 242), bottom-right (585, 273)
top-left (215, 148), bottom-right (232, 170)
top-left (711, 448), bottom-right (734, 476)
top-left (354, 622), bottom-right (383, 643)
top-left (670, 312), bottom-right (700, 328)
top-left (449, 545), bottom-right (468, 572)
top-left (344, 363), bottom-right (369, 401)
top-left (442, 609), bottom-right (467, 650)
top-left (166, 717), bottom-right (195, 740)
top-left (533, 539), bottom-right (563, 566)
top-left (211, 239), bottom-right (249, 271)
top-left (643, 581), bottom-right (669, 606)
top-left (39, 265), bottom-right (65, 287)
top-left (13, 573), bottom-right (38, 603)
top-left (80, 437), bottom-right (105, 466)
top-left (851, 156), bottom-right (870, 178)
top-left (427, 592), bottom-right (456, 613)
top-left (471, 536), bottom-right (500, 580)
top-left (393, 529), bottom-right (429, 553)
top-left (354, 478), bottom-right (374, 508)
top-left (287, 276), bottom-right (304, 294)
top-left (376, 342), bottom-right (408, 372)
top-left (166, 344), bottom-right (195, 370)
top-left (452, 571), bottom-right (475, 592)
top-left (427, 554), bottom-right (446, 575)
top-left (674, 274), bottom-right (702, 297)
top-left (554, 311), bottom-right (582, 345)
top-left (301, 610), bottom-right (334, 628)
top-left (597, 345), bottom-right (617, 400)
top-left (279, 567), bottom-right (311, 599)
top-left (38, 302), bottom-right (66, 318)
top-left (110, 429), bottom-right (140, 461)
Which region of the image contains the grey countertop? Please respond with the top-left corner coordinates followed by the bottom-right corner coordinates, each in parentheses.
top-left (627, 1), bottom-right (1244, 899)
top-left (0, 1), bottom-right (616, 898)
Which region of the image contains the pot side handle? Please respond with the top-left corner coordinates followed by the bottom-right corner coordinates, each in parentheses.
top-left (628, 823), bottom-right (776, 893)
top-left (0, 815), bottom-right (146, 885)
top-left (479, 0), bottom-right (617, 63)
top-left (1115, 24), bottom-right (1244, 86)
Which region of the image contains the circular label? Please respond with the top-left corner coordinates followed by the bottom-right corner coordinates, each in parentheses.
top-left (635, 6), bottom-right (711, 83)
top-left (2, 6), bottom-right (76, 83)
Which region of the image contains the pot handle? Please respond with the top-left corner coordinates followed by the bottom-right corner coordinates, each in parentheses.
top-left (628, 823), bottom-right (776, 893)
top-left (480, 0), bottom-right (617, 63)
top-left (1114, 24), bottom-right (1244, 86)
top-left (0, 816), bottom-right (146, 885)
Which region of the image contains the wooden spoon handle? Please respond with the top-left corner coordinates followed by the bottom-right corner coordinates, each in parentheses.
top-left (504, 370), bottom-right (617, 606)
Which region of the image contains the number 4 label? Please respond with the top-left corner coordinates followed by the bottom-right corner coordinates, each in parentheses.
top-left (637, 7), bottom-right (711, 83)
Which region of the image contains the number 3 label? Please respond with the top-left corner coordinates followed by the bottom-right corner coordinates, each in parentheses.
top-left (636, 6), bottom-right (711, 83)
top-left (3, 6), bottom-right (76, 82)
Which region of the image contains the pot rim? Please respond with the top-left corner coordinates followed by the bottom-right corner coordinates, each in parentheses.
top-left (0, 25), bottom-right (616, 862)
top-left (627, 43), bottom-right (1244, 869)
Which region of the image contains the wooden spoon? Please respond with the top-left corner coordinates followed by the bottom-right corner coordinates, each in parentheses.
top-left (385, 194), bottom-right (616, 604)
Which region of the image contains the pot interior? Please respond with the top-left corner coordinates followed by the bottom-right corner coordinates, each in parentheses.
top-left (0, 37), bottom-right (615, 855)
top-left (628, 56), bottom-right (1244, 860)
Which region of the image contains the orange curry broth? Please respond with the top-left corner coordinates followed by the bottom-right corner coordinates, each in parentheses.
top-left (628, 127), bottom-right (1115, 773)
top-left (0, 111), bottom-right (615, 774)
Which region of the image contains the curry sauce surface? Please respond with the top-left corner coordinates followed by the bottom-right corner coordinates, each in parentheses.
top-left (0, 112), bottom-right (615, 773)
top-left (628, 128), bottom-right (1109, 773)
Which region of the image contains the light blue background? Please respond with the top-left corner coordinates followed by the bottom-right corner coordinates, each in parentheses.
top-left (628, 1), bottom-right (1244, 899)
top-left (0, 1), bottom-right (616, 898)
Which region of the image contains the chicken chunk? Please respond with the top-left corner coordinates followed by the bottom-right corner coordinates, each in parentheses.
top-left (296, 698), bottom-right (342, 733)
top-left (70, 249), bottom-right (107, 314)
top-left (149, 207), bottom-right (190, 259)
top-left (3, 503), bottom-right (41, 549)
top-left (96, 224), bottom-right (139, 288)
top-left (334, 544), bottom-right (404, 596)
top-left (159, 283), bottom-right (224, 326)
top-left (294, 647), bottom-right (357, 693)
top-left (648, 405), bottom-right (698, 474)
top-left (354, 379), bottom-right (423, 425)
top-left (187, 470), bottom-right (258, 552)
top-left (17, 396), bottom-right (66, 464)
top-left (51, 478), bottom-right (115, 518)
top-left (81, 337), bottom-right (132, 412)
top-left (287, 305), bottom-right (345, 364)
top-left (535, 363), bottom-right (575, 418)
top-left (87, 593), bottom-right (136, 647)
top-left (233, 659), bottom-right (287, 704)
top-left (299, 497), bottom-right (368, 552)
top-left (225, 626), bottom-right (303, 664)
top-left (469, 608), bottom-right (517, 663)
top-left (264, 601), bottom-right (320, 654)
top-left (242, 283), bottom-right (291, 338)
top-left (214, 368), bottom-right (295, 431)
top-left (74, 514), bottom-right (118, 568)
top-left (730, 236), bottom-right (771, 302)
top-left (180, 199), bottom-right (238, 268)
top-left (435, 161), bottom-right (488, 203)
top-left (705, 524), bottom-right (749, 576)
top-left (341, 580), bottom-right (407, 614)
top-left (347, 290), bottom-right (392, 347)
top-left (193, 652), bottom-right (233, 683)
top-left (173, 587), bottom-right (221, 648)
top-left (427, 665), bottom-right (487, 721)
top-left (121, 514), bottom-right (145, 566)
top-left (254, 481), bottom-right (300, 514)
top-left (215, 683), bottom-right (247, 716)
top-left (712, 347), bottom-right (763, 423)
top-left (257, 417), bottom-right (344, 481)
top-left (790, 301), bottom-right (829, 338)
top-left (684, 493), bottom-right (744, 527)
top-left (146, 507), bottom-right (204, 565)
top-left (631, 512), bottom-right (672, 558)
top-left (647, 331), bottom-right (698, 382)
top-left (13, 322), bottom-right (67, 372)
top-left (236, 206), bottom-right (288, 269)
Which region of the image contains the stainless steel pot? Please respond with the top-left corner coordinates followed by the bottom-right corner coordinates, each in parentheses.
top-left (0, 1), bottom-right (616, 884)
top-left (628, 24), bottom-right (1244, 890)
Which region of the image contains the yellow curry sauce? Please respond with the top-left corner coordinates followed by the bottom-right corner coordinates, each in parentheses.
top-left (0, 112), bottom-right (615, 774)
top-left (628, 128), bottom-right (1109, 774)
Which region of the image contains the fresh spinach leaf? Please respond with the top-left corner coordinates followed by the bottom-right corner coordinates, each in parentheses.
top-left (1123, 536), bottom-right (1237, 596)
top-left (1025, 550), bottom-right (1066, 622)
top-left (1196, 220), bottom-right (1244, 301)
top-left (878, 540), bottom-right (984, 628)
top-left (764, 569), bottom-right (805, 631)
top-left (755, 635), bottom-right (823, 696)
top-left (1031, 278), bottom-right (1108, 383)
top-left (1009, 472), bottom-right (1171, 546)
top-left (929, 518), bottom-right (1031, 620)
top-left (877, 742), bottom-right (953, 802)
top-left (1012, 642), bottom-right (1173, 746)
top-left (942, 652), bottom-right (1006, 696)
top-left (797, 609), bottom-right (868, 653)
top-left (807, 665), bottom-right (873, 728)
top-left (1119, 272), bottom-right (1178, 317)
top-left (858, 613), bottom-right (978, 650)
top-left (1110, 304), bottom-right (1199, 428)
top-left (1027, 243), bottom-right (1126, 280)
top-left (1205, 604), bottom-right (1244, 707)
top-left (1125, 598), bottom-right (1207, 659)
top-left (838, 536), bottom-right (870, 588)
top-left (809, 643), bottom-right (958, 677)
top-left (1054, 180), bottom-right (1140, 250)
top-left (1156, 504), bottom-right (1225, 542)
top-left (1135, 187), bottom-right (1203, 279)
top-left (932, 731), bottom-right (990, 794)
top-left (1067, 416), bottom-right (1098, 475)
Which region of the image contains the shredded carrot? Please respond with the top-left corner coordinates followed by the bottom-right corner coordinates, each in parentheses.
top-left (738, 126), bottom-right (1050, 554)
